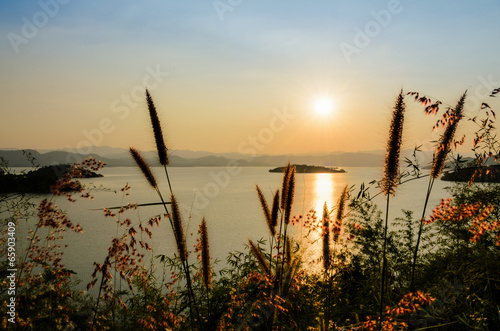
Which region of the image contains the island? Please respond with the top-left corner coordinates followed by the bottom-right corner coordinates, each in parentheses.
top-left (269, 164), bottom-right (346, 174)
top-left (0, 164), bottom-right (103, 193)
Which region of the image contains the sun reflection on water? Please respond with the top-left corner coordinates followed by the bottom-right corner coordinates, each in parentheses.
top-left (297, 173), bottom-right (338, 274)
top-left (312, 173), bottom-right (336, 215)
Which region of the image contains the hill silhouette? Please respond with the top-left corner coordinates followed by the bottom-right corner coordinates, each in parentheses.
top-left (0, 148), bottom-right (389, 168)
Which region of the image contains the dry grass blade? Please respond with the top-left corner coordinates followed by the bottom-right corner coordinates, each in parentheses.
top-left (382, 90), bottom-right (406, 196)
top-left (200, 218), bottom-right (211, 288)
top-left (322, 203), bottom-right (330, 272)
top-left (129, 147), bottom-right (157, 188)
top-left (431, 91), bottom-right (467, 179)
top-left (256, 185), bottom-right (275, 236)
top-left (171, 194), bottom-right (188, 262)
top-left (285, 236), bottom-right (292, 267)
top-left (146, 89), bottom-right (169, 166)
top-left (248, 239), bottom-right (271, 277)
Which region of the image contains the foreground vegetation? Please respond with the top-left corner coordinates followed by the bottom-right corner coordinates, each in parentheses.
top-left (1, 89), bottom-right (500, 330)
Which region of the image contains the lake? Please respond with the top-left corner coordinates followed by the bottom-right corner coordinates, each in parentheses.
top-left (11, 166), bottom-right (453, 289)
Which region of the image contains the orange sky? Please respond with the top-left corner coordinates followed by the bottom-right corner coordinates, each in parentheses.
top-left (1, 1), bottom-right (499, 155)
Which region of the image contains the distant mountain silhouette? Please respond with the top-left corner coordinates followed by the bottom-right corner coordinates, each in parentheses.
top-left (0, 149), bottom-right (238, 167)
top-left (0, 147), bottom-right (436, 168)
top-left (0, 150), bottom-right (111, 167)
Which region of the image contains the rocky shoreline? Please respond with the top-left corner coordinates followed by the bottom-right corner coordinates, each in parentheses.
top-left (0, 164), bottom-right (102, 193)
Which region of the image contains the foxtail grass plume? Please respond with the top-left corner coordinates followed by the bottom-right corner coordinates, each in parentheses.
top-left (129, 147), bottom-right (157, 188)
top-left (200, 218), bottom-right (211, 288)
top-left (271, 190), bottom-right (279, 231)
top-left (171, 194), bottom-right (188, 262)
top-left (379, 90), bottom-right (406, 328)
top-left (322, 203), bottom-right (330, 272)
top-left (248, 239), bottom-right (271, 277)
top-left (382, 90), bottom-right (406, 195)
top-left (430, 91), bottom-right (467, 179)
top-left (146, 89), bottom-right (169, 166)
top-left (256, 185), bottom-right (275, 236)
top-left (280, 163), bottom-right (292, 210)
top-left (282, 165), bottom-right (296, 224)
top-left (333, 185), bottom-right (349, 242)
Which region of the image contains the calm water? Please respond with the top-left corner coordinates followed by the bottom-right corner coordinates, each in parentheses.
top-left (12, 166), bottom-right (453, 287)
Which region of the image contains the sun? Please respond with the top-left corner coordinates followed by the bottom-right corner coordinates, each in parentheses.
top-left (314, 97), bottom-right (335, 116)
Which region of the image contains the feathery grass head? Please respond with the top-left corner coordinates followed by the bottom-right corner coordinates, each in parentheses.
top-left (322, 202), bottom-right (330, 272)
top-left (271, 190), bottom-right (279, 231)
top-left (146, 89), bottom-right (169, 166)
top-left (382, 90), bottom-right (406, 196)
top-left (282, 165), bottom-right (296, 224)
top-left (334, 185), bottom-right (349, 242)
top-left (200, 218), bottom-right (211, 288)
top-left (431, 91), bottom-right (467, 179)
top-left (335, 185), bottom-right (349, 223)
top-left (281, 163), bottom-right (292, 209)
top-left (171, 194), bottom-right (188, 262)
top-left (256, 185), bottom-right (275, 236)
top-left (248, 239), bottom-right (271, 277)
top-left (129, 147), bottom-right (157, 188)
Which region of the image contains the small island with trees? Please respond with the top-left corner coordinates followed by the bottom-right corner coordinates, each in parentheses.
top-left (269, 164), bottom-right (346, 173)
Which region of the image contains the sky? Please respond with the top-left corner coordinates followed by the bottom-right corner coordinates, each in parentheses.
top-left (1, 0), bottom-right (499, 155)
